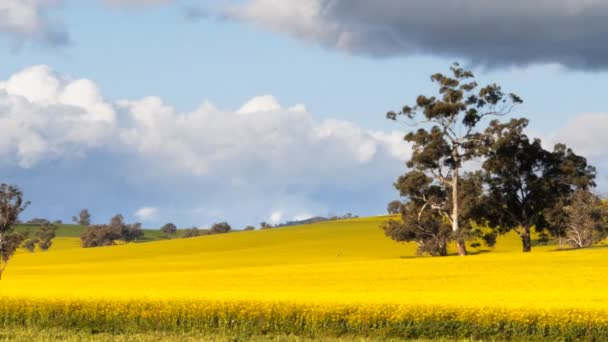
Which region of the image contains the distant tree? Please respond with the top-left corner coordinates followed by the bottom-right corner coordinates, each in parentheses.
top-left (34, 223), bottom-right (58, 251)
top-left (210, 222), bottom-right (232, 235)
top-left (386, 63), bottom-right (523, 256)
top-left (53, 220), bottom-right (63, 225)
top-left (72, 209), bottom-right (91, 226)
top-left (243, 226), bottom-right (256, 231)
top-left (387, 200), bottom-right (402, 215)
top-left (124, 222), bottom-right (144, 242)
top-left (0, 184), bottom-right (30, 280)
top-left (160, 223), bottom-right (177, 238)
top-left (22, 223), bottom-right (58, 253)
top-left (26, 218), bottom-right (50, 225)
top-left (80, 225), bottom-right (122, 248)
top-left (481, 119), bottom-right (596, 252)
top-left (108, 214), bottom-right (143, 242)
top-left (80, 214), bottom-right (142, 247)
top-left (260, 222), bottom-right (273, 229)
top-left (182, 227), bottom-right (201, 238)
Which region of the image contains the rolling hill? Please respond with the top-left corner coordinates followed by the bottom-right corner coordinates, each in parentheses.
top-left (3, 216), bottom-right (607, 310)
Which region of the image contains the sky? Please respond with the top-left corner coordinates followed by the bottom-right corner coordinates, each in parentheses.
top-left (1, 0), bottom-right (607, 228)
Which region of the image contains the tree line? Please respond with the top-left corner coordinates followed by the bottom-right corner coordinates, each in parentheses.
top-left (383, 63), bottom-right (606, 256)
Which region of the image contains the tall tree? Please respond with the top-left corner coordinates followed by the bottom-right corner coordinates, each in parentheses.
top-left (387, 63), bottom-right (522, 256)
top-left (481, 119), bottom-right (596, 252)
top-left (0, 184), bottom-right (30, 280)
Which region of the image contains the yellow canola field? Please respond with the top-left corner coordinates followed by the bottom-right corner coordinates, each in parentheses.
top-left (2, 216), bottom-right (608, 312)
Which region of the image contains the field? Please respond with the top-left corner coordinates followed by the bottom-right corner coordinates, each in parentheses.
top-left (2, 217), bottom-right (608, 340)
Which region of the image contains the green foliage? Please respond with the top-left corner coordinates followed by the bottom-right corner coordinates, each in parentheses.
top-left (481, 118), bottom-right (596, 252)
top-left (386, 200), bottom-right (401, 215)
top-left (209, 222), bottom-right (232, 235)
top-left (80, 215), bottom-right (144, 248)
top-left (182, 227), bottom-right (202, 238)
top-left (160, 223), bottom-right (177, 238)
top-left (0, 184), bottom-right (30, 279)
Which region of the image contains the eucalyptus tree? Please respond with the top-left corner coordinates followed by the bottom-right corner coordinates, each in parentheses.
top-left (481, 118), bottom-right (596, 252)
top-left (387, 63), bottom-right (522, 256)
top-left (0, 184), bottom-right (30, 280)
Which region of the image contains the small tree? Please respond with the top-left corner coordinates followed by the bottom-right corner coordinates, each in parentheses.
top-left (243, 226), bottom-right (256, 231)
top-left (210, 222), bottom-right (231, 235)
top-left (560, 190), bottom-right (608, 248)
top-left (182, 227), bottom-right (201, 238)
top-left (160, 223), bottom-right (177, 238)
top-left (35, 223), bottom-right (58, 251)
top-left (21, 223), bottom-right (58, 252)
top-left (80, 225), bottom-right (122, 248)
top-left (124, 222), bottom-right (144, 242)
top-left (387, 200), bottom-right (401, 215)
top-left (72, 209), bottom-right (91, 226)
top-left (260, 222), bottom-right (273, 229)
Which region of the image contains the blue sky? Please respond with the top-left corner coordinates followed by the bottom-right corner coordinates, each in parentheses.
top-left (1, 0), bottom-right (607, 228)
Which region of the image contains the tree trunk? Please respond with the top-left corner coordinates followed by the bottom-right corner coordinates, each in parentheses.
top-left (456, 239), bottom-right (468, 256)
top-left (521, 226), bottom-right (532, 253)
top-left (452, 167), bottom-right (467, 256)
top-left (439, 242), bottom-right (448, 257)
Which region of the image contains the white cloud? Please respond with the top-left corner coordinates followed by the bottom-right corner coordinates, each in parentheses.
top-left (134, 206), bottom-right (159, 221)
top-left (0, 0), bottom-right (69, 46)
top-left (269, 211), bottom-right (282, 225)
top-left (292, 213), bottom-right (312, 221)
top-left (0, 65), bottom-right (115, 167)
top-left (555, 113), bottom-right (608, 158)
top-left (0, 65), bottom-right (410, 226)
top-left (237, 95), bottom-right (282, 114)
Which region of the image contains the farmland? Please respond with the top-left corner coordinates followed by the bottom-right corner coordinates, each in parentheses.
top-left (2, 217), bottom-right (608, 340)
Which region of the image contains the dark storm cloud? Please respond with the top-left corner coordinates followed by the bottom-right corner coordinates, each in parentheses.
top-left (227, 0), bottom-right (608, 69)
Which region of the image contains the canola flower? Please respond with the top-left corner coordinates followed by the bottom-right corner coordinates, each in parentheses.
top-left (1, 217), bottom-right (608, 339)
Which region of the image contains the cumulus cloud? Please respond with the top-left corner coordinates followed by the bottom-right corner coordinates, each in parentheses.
top-left (0, 0), bottom-right (69, 46)
top-left (0, 65), bottom-right (115, 167)
top-left (1, 65), bottom-right (409, 226)
top-left (224, 0), bottom-right (608, 69)
top-left (135, 206), bottom-right (159, 221)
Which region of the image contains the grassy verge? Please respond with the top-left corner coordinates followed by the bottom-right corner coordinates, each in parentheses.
top-left (0, 326), bottom-right (469, 342)
top-left (1, 298), bottom-right (607, 341)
